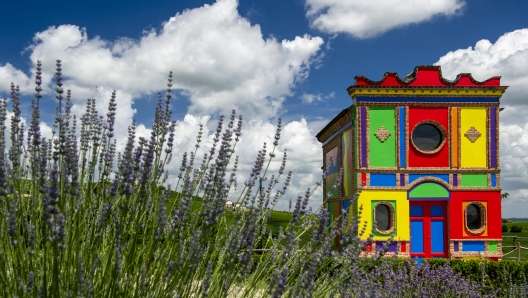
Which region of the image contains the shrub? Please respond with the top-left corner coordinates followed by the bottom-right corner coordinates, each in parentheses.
top-left (510, 225), bottom-right (523, 233)
top-left (426, 258), bottom-right (528, 295)
top-left (503, 224), bottom-right (509, 232)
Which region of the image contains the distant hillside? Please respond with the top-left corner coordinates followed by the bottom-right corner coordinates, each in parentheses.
top-left (506, 218), bottom-right (528, 222)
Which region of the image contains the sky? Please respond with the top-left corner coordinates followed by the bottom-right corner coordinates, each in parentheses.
top-left (1, 0), bottom-right (528, 217)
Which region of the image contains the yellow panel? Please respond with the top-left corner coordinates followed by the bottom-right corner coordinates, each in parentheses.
top-left (463, 256), bottom-right (483, 260)
top-left (460, 108), bottom-right (487, 168)
top-left (356, 190), bottom-right (409, 240)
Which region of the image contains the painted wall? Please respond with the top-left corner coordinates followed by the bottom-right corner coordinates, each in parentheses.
top-left (342, 129), bottom-right (354, 196)
top-left (356, 190), bottom-right (410, 240)
top-left (461, 107), bottom-right (487, 168)
top-left (408, 107), bottom-right (449, 168)
top-left (449, 191), bottom-right (502, 239)
top-left (325, 147), bottom-right (339, 199)
top-left (369, 107), bottom-right (396, 167)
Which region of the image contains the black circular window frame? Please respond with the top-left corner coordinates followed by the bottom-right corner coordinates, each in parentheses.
top-left (465, 202), bottom-right (486, 235)
top-left (410, 120), bottom-right (447, 154)
top-left (374, 202), bottom-right (395, 234)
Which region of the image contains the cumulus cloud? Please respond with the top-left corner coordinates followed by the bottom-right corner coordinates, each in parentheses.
top-left (435, 29), bottom-right (528, 217)
top-left (300, 91), bottom-right (334, 104)
top-left (305, 0), bottom-right (464, 38)
top-left (436, 29), bottom-right (528, 106)
top-left (0, 63), bottom-right (32, 92)
top-left (0, 0), bottom-right (326, 211)
top-left (1, 0), bottom-right (324, 121)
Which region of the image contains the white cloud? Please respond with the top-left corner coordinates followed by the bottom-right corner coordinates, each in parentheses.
top-left (435, 29), bottom-right (528, 217)
top-left (0, 0), bottom-right (323, 121)
top-left (305, 0), bottom-right (464, 38)
top-left (436, 29), bottom-right (528, 106)
top-left (300, 91), bottom-right (334, 104)
top-left (0, 0), bottom-right (328, 211)
top-left (0, 63), bottom-right (32, 92)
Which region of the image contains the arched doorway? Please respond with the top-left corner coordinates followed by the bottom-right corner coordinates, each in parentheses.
top-left (408, 182), bottom-right (450, 260)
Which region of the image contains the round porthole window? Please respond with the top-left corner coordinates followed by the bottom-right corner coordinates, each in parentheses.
top-left (374, 202), bottom-right (394, 234)
top-left (411, 122), bottom-right (446, 153)
top-left (465, 202), bottom-right (486, 234)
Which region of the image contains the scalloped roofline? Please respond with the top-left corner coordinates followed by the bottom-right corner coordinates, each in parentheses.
top-left (350, 65), bottom-right (502, 89)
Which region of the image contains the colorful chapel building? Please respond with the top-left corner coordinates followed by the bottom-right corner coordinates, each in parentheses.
top-left (316, 66), bottom-right (506, 261)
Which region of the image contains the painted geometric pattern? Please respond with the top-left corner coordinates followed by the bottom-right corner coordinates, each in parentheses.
top-left (464, 126), bottom-right (481, 143)
top-left (325, 147), bottom-right (339, 199)
top-left (374, 126), bottom-right (391, 142)
top-left (342, 129), bottom-right (354, 196)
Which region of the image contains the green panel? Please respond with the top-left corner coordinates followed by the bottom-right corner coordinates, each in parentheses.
top-left (371, 200), bottom-right (396, 237)
top-left (369, 107), bottom-right (396, 167)
top-left (461, 174), bottom-right (488, 187)
top-left (488, 241), bottom-right (498, 252)
top-left (409, 183), bottom-right (449, 198)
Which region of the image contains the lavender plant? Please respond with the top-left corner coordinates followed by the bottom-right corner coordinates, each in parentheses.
top-left (0, 60), bottom-right (511, 298)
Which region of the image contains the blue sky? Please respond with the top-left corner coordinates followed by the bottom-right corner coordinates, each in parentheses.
top-left (1, 0), bottom-right (528, 216)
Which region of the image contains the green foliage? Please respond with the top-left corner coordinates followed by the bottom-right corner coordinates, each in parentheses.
top-left (426, 258), bottom-right (528, 294)
top-left (510, 225), bottom-right (523, 233)
top-left (502, 222), bottom-right (528, 261)
top-left (503, 224), bottom-right (509, 232)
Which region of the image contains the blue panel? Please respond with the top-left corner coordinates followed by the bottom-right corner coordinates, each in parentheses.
top-left (342, 200), bottom-right (351, 211)
top-left (491, 174), bottom-right (497, 187)
top-left (414, 257), bottom-right (423, 266)
top-left (410, 220), bottom-right (424, 253)
top-left (462, 241), bottom-right (485, 252)
top-left (430, 206), bottom-right (444, 216)
top-left (399, 107), bottom-right (406, 167)
top-left (356, 97), bottom-right (499, 103)
top-left (370, 174), bottom-right (397, 186)
top-left (430, 220), bottom-right (444, 253)
top-left (410, 206), bottom-right (423, 217)
top-left (409, 174), bottom-right (449, 184)
top-left (341, 200), bottom-right (351, 222)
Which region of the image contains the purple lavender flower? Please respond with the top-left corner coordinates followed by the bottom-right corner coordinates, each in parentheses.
top-left (7, 199), bottom-right (18, 246)
top-left (9, 83), bottom-right (24, 170)
top-left (273, 118), bottom-right (282, 146)
top-left (0, 98), bottom-right (8, 197)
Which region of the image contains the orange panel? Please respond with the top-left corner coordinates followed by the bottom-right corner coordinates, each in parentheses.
top-left (451, 108), bottom-right (459, 168)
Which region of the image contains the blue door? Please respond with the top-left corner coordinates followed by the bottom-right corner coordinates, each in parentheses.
top-left (410, 201), bottom-right (447, 259)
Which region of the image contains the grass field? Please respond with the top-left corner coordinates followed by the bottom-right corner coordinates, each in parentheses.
top-left (502, 221), bottom-right (528, 261)
top-left (170, 193), bottom-right (300, 240)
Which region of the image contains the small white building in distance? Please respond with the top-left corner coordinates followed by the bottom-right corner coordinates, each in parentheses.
top-left (225, 200), bottom-right (233, 209)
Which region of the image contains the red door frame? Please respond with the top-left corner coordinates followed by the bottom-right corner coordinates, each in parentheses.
top-left (410, 201), bottom-right (449, 259)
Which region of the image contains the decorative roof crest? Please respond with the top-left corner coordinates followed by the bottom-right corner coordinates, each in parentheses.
top-left (353, 65), bottom-right (501, 87)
